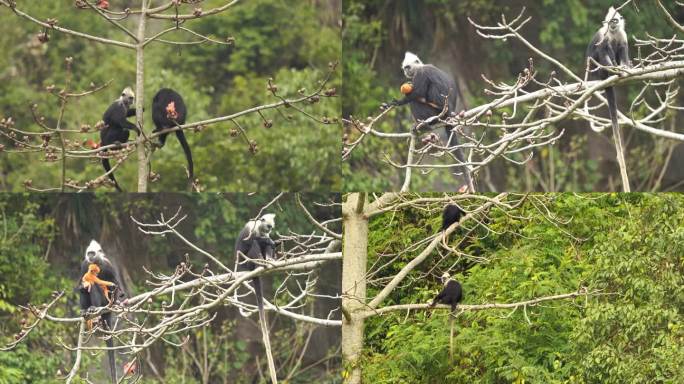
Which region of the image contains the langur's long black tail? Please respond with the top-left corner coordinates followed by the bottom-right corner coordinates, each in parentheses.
top-left (444, 126), bottom-right (474, 192)
top-left (102, 313), bottom-right (117, 384)
top-left (175, 130), bottom-right (194, 188)
top-left (449, 313), bottom-right (455, 360)
top-left (253, 277), bottom-right (278, 384)
top-left (101, 159), bottom-right (122, 192)
top-left (604, 87), bottom-right (630, 192)
top-left (605, 86), bottom-right (619, 134)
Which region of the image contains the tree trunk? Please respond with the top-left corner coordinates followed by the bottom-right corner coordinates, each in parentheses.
top-left (135, 2), bottom-right (148, 192)
top-left (341, 193), bottom-right (368, 384)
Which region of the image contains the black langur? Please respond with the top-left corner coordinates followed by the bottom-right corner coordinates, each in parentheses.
top-left (235, 213), bottom-right (278, 384)
top-left (585, 7), bottom-right (631, 190)
top-left (441, 204), bottom-right (464, 232)
top-left (235, 213), bottom-right (277, 272)
top-left (428, 272), bottom-right (463, 359)
top-left (100, 87), bottom-right (139, 192)
top-left (387, 51), bottom-right (473, 191)
top-left (585, 6), bottom-right (631, 132)
top-left (429, 272), bottom-right (463, 313)
top-left (78, 240), bottom-right (124, 384)
top-left (151, 88), bottom-right (194, 187)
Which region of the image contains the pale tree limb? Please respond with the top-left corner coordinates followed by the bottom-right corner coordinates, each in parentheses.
top-left (64, 320), bottom-right (86, 384)
top-left (0, 1), bottom-right (136, 49)
top-left (365, 193), bottom-right (508, 310)
top-left (358, 288), bottom-right (600, 318)
top-left (135, 1), bottom-right (149, 192)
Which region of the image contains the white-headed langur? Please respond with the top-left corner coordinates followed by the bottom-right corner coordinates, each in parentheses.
top-left (152, 88), bottom-right (194, 188)
top-left (428, 272), bottom-right (463, 358)
top-left (100, 87), bottom-right (139, 192)
top-left (386, 51), bottom-right (473, 190)
top-left (429, 272), bottom-right (463, 313)
top-left (585, 7), bottom-right (631, 134)
top-left (235, 213), bottom-right (278, 384)
top-left (78, 240), bottom-right (125, 384)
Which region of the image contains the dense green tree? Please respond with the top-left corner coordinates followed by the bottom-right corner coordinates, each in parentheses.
top-left (358, 194), bottom-right (684, 383)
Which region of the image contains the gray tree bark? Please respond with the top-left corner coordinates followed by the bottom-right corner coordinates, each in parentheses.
top-left (135, 2), bottom-right (148, 192)
top-left (341, 193), bottom-right (368, 384)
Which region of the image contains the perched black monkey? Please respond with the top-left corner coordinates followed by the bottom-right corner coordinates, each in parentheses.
top-left (78, 240), bottom-right (124, 384)
top-left (234, 213), bottom-right (278, 383)
top-left (235, 213), bottom-right (277, 272)
top-left (152, 88), bottom-right (194, 187)
top-left (387, 52), bottom-right (473, 190)
top-left (428, 272), bottom-right (463, 358)
top-left (585, 7), bottom-right (632, 191)
top-left (100, 87), bottom-right (138, 192)
top-left (585, 6), bottom-right (631, 133)
top-left (429, 272), bottom-right (463, 313)
top-left (441, 204), bottom-right (464, 232)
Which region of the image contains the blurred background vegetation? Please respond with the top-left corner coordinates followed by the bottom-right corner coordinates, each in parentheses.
top-left (0, 0), bottom-right (341, 192)
top-left (0, 193), bottom-right (341, 383)
top-left (362, 193), bottom-right (684, 383)
top-left (343, 0), bottom-right (684, 192)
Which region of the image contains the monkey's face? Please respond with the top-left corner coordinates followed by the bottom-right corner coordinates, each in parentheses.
top-left (401, 52), bottom-right (423, 79)
top-left (85, 240), bottom-right (105, 263)
top-left (257, 214), bottom-right (276, 236)
top-left (608, 16), bottom-right (623, 32)
top-left (440, 272), bottom-right (451, 285)
top-left (120, 87), bottom-right (135, 108)
top-left (402, 60), bottom-right (423, 79)
top-left (604, 7), bottom-right (624, 33)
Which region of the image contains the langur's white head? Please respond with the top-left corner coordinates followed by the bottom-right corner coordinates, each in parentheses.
top-left (85, 240), bottom-right (105, 263)
top-left (603, 6), bottom-right (625, 34)
top-left (402, 51), bottom-right (423, 79)
top-left (119, 87), bottom-right (135, 108)
top-left (440, 272), bottom-right (451, 285)
top-left (256, 213), bottom-right (276, 236)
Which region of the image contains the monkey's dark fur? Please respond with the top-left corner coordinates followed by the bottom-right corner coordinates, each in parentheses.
top-left (236, 234), bottom-right (276, 304)
top-left (390, 52), bottom-right (472, 189)
top-left (78, 241), bottom-right (124, 384)
top-left (585, 7), bottom-right (631, 136)
top-left (429, 274), bottom-right (463, 312)
top-left (441, 204), bottom-right (464, 232)
top-left (100, 87), bottom-right (138, 192)
top-left (235, 215), bottom-right (276, 314)
top-left (392, 65), bottom-right (460, 123)
top-left (152, 88), bottom-right (194, 186)
top-left (235, 214), bottom-right (278, 381)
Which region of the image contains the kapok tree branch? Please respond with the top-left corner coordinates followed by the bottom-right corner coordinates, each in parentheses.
top-left (0, 1), bottom-right (136, 49)
top-left (358, 288), bottom-right (600, 319)
top-left (365, 193), bottom-right (508, 310)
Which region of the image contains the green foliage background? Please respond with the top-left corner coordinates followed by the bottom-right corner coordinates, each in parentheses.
top-left (0, 0), bottom-right (341, 192)
top-left (0, 193), bottom-right (342, 383)
top-left (343, 0), bottom-right (684, 192)
top-left (361, 194), bottom-right (684, 383)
